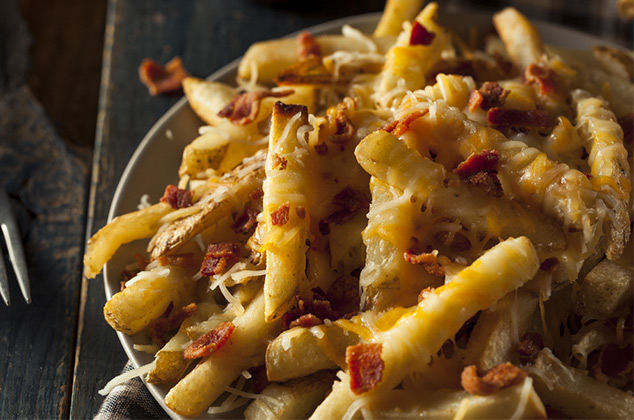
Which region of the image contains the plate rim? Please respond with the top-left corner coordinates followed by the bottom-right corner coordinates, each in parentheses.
top-left (102, 10), bottom-right (619, 420)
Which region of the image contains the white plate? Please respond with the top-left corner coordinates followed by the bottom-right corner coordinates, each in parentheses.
top-left (104, 11), bottom-right (610, 419)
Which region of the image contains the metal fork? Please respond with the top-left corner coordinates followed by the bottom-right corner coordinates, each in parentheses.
top-left (0, 189), bottom-right (31, 306)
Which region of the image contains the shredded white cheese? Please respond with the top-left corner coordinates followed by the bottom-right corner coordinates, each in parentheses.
top-left (98, 361), bottom-right (156, 396)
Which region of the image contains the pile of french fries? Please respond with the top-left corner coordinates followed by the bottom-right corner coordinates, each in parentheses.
top-left (85, 0), bottom-right (634, 418)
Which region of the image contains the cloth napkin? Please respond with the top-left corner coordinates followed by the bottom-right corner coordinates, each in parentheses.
top-left (95, 362), bottom-right (168, 420)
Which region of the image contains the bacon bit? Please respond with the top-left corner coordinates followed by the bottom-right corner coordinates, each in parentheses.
top-left (461, 363), bottom-right (527, 396)
top-left (404, 251), bottom-right (445, 277)
top-left (539, 257), bottom-right (560, 272)
top-left (271, 153), bottom-right (288, 170)
top-left (347, 343), bottom-right (384, 394)
top-left (271, 202), bottom-right (290, 226)
top-left (330, 111), bottom-right (356, 144)
top-left (217, 90), bottom-right (294, 125)
top-left (487, 107), bottom-right (550, 129)
top-left (139, 56), bottom-right (189, 96)
top-left (297, 31), bottom-right (322, 60)
top-left (523, 63), bottom-right (557, 95)
top-left (160, 185), bottom-right (193, 209)
top-left (409, 21), bottom-right (436, 46)
top-left (591, 343), bottom-right (634, 387)
top-left (148, 303), bottom-right (198, 346)
top-left (248, 365), bottom-right (270, 393)
top-left (417, 287), bottom-right (432, 303)
top-left (455, 150), bottom-right (499, 177)
top-left (326, 187), bottom-right (370, 225)
top-left (250, 188), bottom-right (264, 201)
top-left (383, 109), bottom-right (429, 137)
top-left (281, 287), bottom-right (348, 330)
top-left (468, 90), bottom-right (484, 113)
top-left (200, 242), bottom-right (240, 277)
top-left (515, 332), bottom-right (544, 359)
top-left (314, 143), bottom-right (328, 155)
top-left (465, 171), bottom-right (504, 197)
top-left (158, 253), bottom-right (194, 269)
top-left (469, 82), bottom-right (509, 112)
top-left (289, 314), bottom-right (323, 329)
top-left (232, 203), bottom-right (260, 234)
top-left (183, 321), bottom-right (235, 359)
top-left (296, 206), bottom-right (306, 219)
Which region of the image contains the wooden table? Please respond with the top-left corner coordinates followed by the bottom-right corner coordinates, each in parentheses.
top-left (0, 0), bottom-right (630, 418)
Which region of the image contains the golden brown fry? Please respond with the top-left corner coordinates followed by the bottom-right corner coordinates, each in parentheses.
top-left (374, 0), bottom-right (424, 37)
top-left (493, 7), bottom-right (545, 69)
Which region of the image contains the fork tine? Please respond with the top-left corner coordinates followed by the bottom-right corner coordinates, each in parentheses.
top-left (0, 190), bottom-right (31, 304)
top-left (0, 253), bottom-right (10, 306)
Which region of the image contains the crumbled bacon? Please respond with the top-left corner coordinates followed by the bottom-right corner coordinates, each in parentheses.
top-left (314, 142), bottom-right (328, 155)
top-left (289, 313), bottom-right (323, 329)
top-left (139, 56), bottom-right (189, 96)
top-left (248, 365), bottom-right (270, 393)
top-left (453, 150), bottom-right (503, 197)
top-left (325, 187), bottom-right (370, 225)
top-left (461, 363), bottom-right (527, 396)
top-left (148, 303), bottom-right (198, 346)
top-left (591, 343), bottom-right (633, 387)
top-left (383, 109), bottom-right (429, 137)
top-left (297, 31), bottom-right (322, 60)
top-left (133, 253), bottom-right (150, 271)
top-left (515, 332), bottom-right (544, 359)
top-left (330, 111), bottom-right (356, 144)
top-left (217, 90), bottom-right (294, 125)
top-left (183, 321), bottom-right (235, 359)
top-left (200, 242), bottom-right (240, 277)
top-left (347, 343), bottom-right (384, 394)
top-left (271, 202), bottom-right (291, 226)
top-left (454, 150), bottom-right (499, 177)
top-left (487, 107), bottom-right (550, 129)
top-left (232, 202), bottom-right (260, 234)
top-left (469, 82), bottom-right (509, 112)
top-left (160, 185), bottom-right (193, 209)
top-left (409, 21), bottom-right (435, 46)
top-left (523, 63), bottom-right (556, 95)
top-left (539, 257), bottom-right (560, 272)
top-left (271, 153), bottom-right (288, 170)
top-left (281, 286), bottom-right (353, 330)
top-left (404, 251), bottom-right (445, 276)
top-left (158, 253), bottom-right (194, 269)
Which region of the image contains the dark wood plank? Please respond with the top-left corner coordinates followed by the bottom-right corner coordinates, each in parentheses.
top-left (0, 1), bottom-right (97, 418)
top-left (70, 0), bottom-right (385, 418)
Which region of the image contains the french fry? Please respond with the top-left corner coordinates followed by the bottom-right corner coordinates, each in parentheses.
top-left (261, 102), bottom-right (311, 322)
top-left (373, 0), bottom-right (424, 37)
top-left (575, 259), bottom-right (633, 319)
top-left (462, 291), bottom-right (538, 371)
top-left (103, 265), bottom-right (196, 334)
top-left (148, 151), bottom-right (266, 259)
top-left (244, 371), bottom-right (336, 420)
top-left (527, 348), bottom-right (634, 419)
top-left (83, 203), bottom-right (172, 279)
top-left (310, 237), bottom-right (539, 419)
top-left (182, 77), bottom-right (238, 126)
top-left (266, 323), bottom-right (359, 382)
top-left (493, 7), bottom-right (545, 69)
top-left (362, 380), bottom-right (546, 419)
top-left (164, 291), bottom-right (281, 417)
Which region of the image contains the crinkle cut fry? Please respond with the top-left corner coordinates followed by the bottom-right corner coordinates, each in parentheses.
top-left (148, 151), bottom-right (266, 259)
top-left (573, 89), bottom-right (631, 260)
top-left (261, 102), bottom-right (311, 322)
top-left (309, 237), bottom-right (539, 419)
top-left (356, 129), bottom-right (568, 265)
top-left (396, 99), bottom-right (603, 255)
